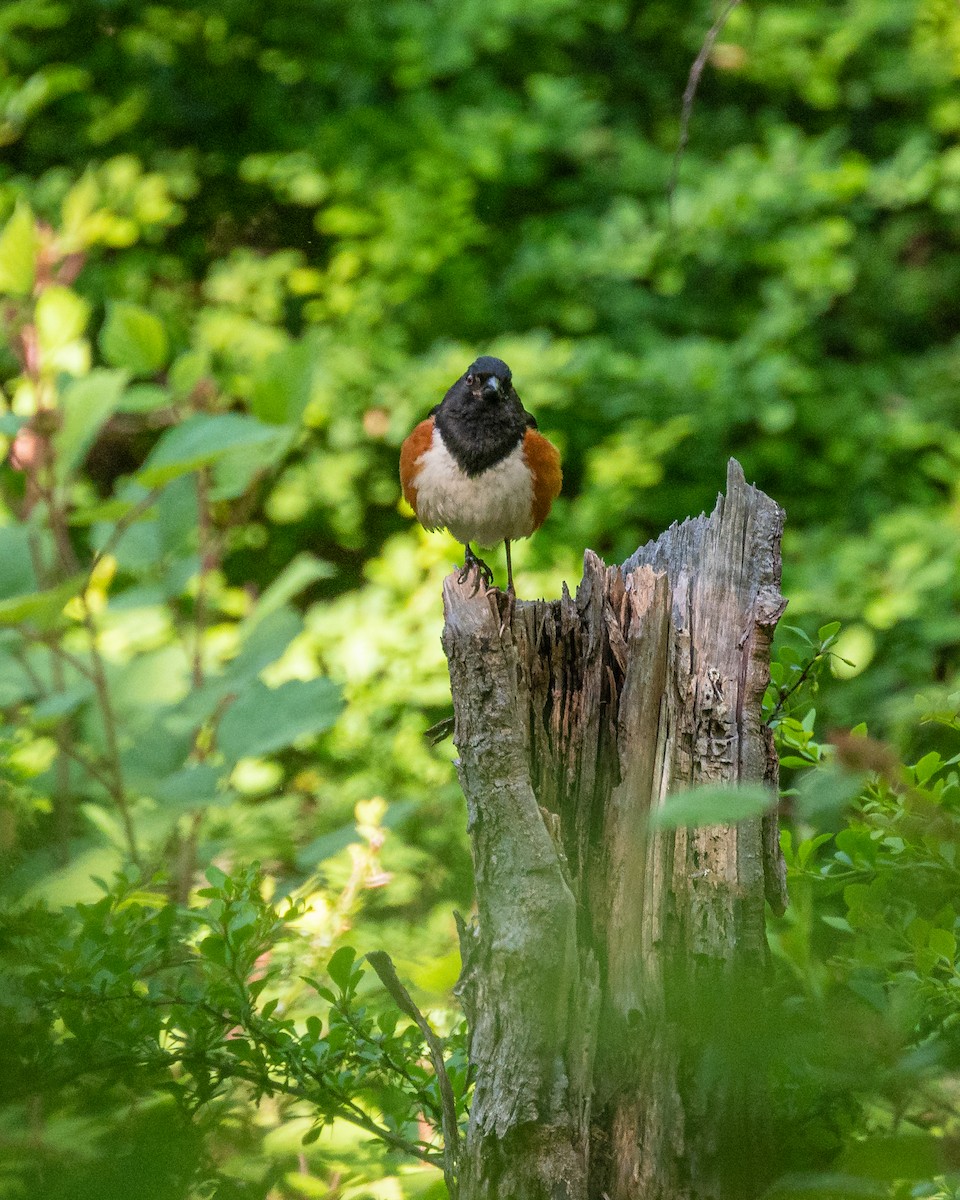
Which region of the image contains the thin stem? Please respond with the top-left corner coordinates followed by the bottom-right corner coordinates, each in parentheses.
top-left (78, 596), bottom-right (140, 865)
top-left (13, 650), bottom-right (117, 798)
top-left (766, 652), bottom-right (823, 726)
top-left (49, 646), bottom-right (72, 865)
top-left (192, 467), bottom-right (215, 690)
top-left (367, 949), bottom-right (460, 1196)
top-left (88, 486), bottom-right (165, 578)
top-left (18, 628), bottom-right (97, 683)
top-left (667, 0), bottom-right (743, 223)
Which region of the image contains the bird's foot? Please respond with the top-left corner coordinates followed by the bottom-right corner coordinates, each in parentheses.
top-left (457, 547), bottom-right (494, 594)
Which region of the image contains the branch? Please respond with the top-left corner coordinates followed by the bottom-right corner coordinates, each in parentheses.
top-left (667, 0), bottom-right (743, 221)
top-left (88, 486), bottom-right (165, 577)
top-left (367, 949), bottom-right (460, 1197)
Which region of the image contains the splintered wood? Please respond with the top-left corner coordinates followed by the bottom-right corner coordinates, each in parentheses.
top-left (443, 460), bottom-right (787, 1200)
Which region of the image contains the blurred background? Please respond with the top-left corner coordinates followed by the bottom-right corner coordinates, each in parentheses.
top-left (2, 1), bottom-right (960, 1197)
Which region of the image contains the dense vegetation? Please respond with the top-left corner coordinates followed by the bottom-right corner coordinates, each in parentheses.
top-left (1, 0), bottom-right (959, 1196)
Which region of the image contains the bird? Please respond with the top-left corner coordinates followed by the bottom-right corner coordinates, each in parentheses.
top-left (399, 356), bottom-right (562, 594)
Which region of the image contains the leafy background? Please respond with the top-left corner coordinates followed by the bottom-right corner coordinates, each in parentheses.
top-left (2, 0), bottom-right (960, 1197)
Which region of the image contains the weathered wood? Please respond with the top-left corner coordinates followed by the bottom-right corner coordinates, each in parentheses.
top-left (443, 460), bottom-right (787, 1200)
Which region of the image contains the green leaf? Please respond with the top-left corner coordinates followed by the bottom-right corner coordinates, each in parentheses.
top-left (54, 369), bottom-right (128, 484)
top-left (928, 927), bottom-right (956, 962)
top-left (650, 783), bottom-right (774, 829)
top-left (35, 285), bottom-right (90, 352)
top-left (241, 554), bottom-right (334, 632)
top-left (31, 688), bottom-right (90, 726)
top-left (817, 621), bottom-right (842, 642)
top-left (298, 822), bottom-right (364, 871)
top-left (835, 1133), bottom-right (946, 1181)
top-left (137, 413), bottom-right (288, 486)
top-left (0, 413), bottom-right (25, 437)
top-left (199, 935), bottom-right (227, 965)
top-left (0, 574), bottom-right (85, 629)
top-left (208, 424), bottom-right (294, 501)
top-left (227, 606), bottom-right (304, 682)
top-left (0, 202), bottom-right (38, 296)
top-left (217, 677), bottom-right (343, 761)
top-left (151, 765), bottom-right (225, 811)
top-left (327, 946), bottom-right (356, 991)
top-left (250, 338), bottom-right (316, 425)
top-left (794, 766), bottom-right (866, 824)
top-left (912, 750), bottom-right (941, 784)
top-left (0, 526), bottom-right (39, 598)
top-left (781, 625), bottom-right (814, 646)
top-left (763, 1173), bottom-right (889, 1197)
top-left (116, 383), bottom-right (170, 413)
top-left (99, 301), bottom-right (169, 375)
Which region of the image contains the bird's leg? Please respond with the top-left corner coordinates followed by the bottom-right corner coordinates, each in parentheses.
top-left (499, 539), bottom-right (517, 634)
top-left (458, 543), bottom-right (494, 590)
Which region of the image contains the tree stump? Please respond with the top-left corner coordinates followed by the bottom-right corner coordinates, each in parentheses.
top-left (442, 459), bottom-right (788, 1200)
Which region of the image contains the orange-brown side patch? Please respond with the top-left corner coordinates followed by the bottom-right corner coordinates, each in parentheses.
top-left (399, 416), bottom-right (435, 513)
top-left (523, 429), bottom-right (562, 530)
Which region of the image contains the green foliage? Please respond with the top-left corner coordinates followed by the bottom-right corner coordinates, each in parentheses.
top-left (0, 864), bottom-right (465, 1198)
top-left (759, 630), bottom-right (960, 1198)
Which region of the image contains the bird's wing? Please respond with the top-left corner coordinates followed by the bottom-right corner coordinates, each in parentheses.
top-left (523, 429), bottom-right (562, 529)
top-left (399, 416), bottom-right (435, 512)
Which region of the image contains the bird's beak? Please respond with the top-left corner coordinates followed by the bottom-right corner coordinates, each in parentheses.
top-left (482, 376), bottom-right (502, 398)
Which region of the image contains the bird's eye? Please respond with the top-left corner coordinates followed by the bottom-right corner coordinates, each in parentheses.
top-left (465, 373), bottom-right (475, 385)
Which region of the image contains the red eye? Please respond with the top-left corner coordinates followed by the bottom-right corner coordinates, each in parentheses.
top-left (465, 373), bottom-right (475, 385)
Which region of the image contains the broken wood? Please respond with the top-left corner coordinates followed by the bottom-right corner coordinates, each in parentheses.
top-left (442, 459), bottom-right (788, 1200)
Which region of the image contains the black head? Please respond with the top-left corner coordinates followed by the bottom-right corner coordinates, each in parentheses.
top-left (464, 356), bottom-right (513, 400)
top-left (435, 356), bottom-right (529, 476)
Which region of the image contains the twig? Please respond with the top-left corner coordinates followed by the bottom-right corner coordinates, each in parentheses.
top-left (18, 628), bottom-right (97, 683)
top-left (192, 467), bottom-right (215, 690)
top-left (367, 950), bottom-right (460, 1198)
top-left (76, 594), bottom-right (140, 865)
top-left (13, 649), bottom-right (117, 799)
top-left (424, 715), bottom-right (455, 746)
top-left (88, 486), bottom-right (165, 577)
top-left (667, 0), bottom-right (743, 222)
top-left (765, 652), bottom-right (823, 727)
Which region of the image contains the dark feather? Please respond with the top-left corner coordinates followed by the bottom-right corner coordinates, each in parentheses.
top-left (434, 359), bottom-right (529, 476)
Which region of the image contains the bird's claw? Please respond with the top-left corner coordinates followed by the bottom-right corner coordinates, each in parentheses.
top-left (458, 550), bottom-right (494, 593)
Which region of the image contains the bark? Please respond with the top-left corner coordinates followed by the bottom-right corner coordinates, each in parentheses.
top-left (442, 459), bottom-right (788, 1200)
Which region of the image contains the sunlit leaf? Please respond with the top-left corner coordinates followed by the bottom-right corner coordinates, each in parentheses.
top-left (327, 945), bottom-right (356, 990)
top-left (250, 337), bottom-right (317, 426)
top-left (137, 413), bottom-right (288, 485)
top-left (0, 575), bottom-right (85, 629)
top-left (54, 369), bottom-right (128, 484)
top-left (0, 202), bottom-right (37, 295)
top-left (99, 301), bottom-right (169, 375)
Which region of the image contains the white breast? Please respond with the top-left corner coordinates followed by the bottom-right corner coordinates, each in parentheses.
top-left (412, 430), bottom-right (535, 547)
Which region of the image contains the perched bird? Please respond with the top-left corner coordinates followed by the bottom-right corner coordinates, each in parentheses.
top-left (400, 356), bottom-right (562, 593)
